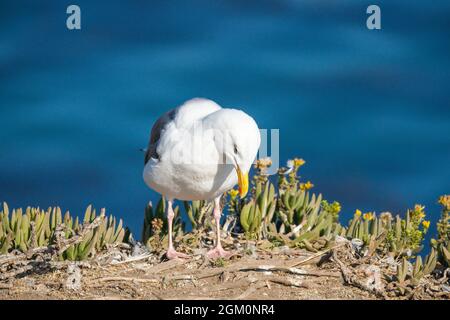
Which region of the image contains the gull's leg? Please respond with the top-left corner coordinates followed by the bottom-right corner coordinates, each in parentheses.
top-left (166, 199), bottom-right (189, 260)
top-left (207, 196), bottom-right (231, 259)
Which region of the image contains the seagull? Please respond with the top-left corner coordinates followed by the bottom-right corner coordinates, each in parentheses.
top-left (143, 98), bottom-right (261, 259)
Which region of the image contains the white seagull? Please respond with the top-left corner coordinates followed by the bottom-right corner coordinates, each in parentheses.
top-left (143, 98), bottom-right (261, 259)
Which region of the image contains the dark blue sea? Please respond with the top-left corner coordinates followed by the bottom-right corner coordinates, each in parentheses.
top-left (1, 1), bottom-right (449, 240)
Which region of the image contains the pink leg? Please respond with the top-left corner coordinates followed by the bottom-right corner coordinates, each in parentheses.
top-left (166, 199), bottom-right (189, 260)
top-left (207, 197), bottom-right (231, 259)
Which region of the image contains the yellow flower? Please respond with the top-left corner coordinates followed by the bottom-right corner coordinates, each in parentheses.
top-left (333, 202), bottom-right (342, 213)
top-left (363, 212), bottom-right (374, 221)
top-left (438, 195), bottom-right (450, 211)
top-left (293, 158), bottom-right (305, 168)
top-left (414, 204), bottom-right (425, 213)
top-left (354, 209), bottom-right (362, 218)
top-left (413, 204), bottom-right (426, 220)
top-left (422, 220), bottom-right (430, 229)
top-left (229, 189), bottom-right (239, 200)
top-left (300, 181), bottom-right (314, 191)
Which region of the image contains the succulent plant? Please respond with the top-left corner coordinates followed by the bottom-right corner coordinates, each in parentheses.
top-left (385, 205), bottom-right (428, 258)
top-left (142, 198), bottom-right (184, 248)
top-left (410, 249), bottom-right (437, 286)
top-left (184, 200), bottom-right (212, 231)
top-left (345, 211), bottom-right (389, 256)
top-left (396, 249), bottom-right (437, 292)
top-left (240, 200), bottom-right (262, 239)
top-left (279, 185), bottom-right (318, 226)
top-left (345, 205), bottom-right (429, 258)
top-left (1, 204), bottom-right (58, 253)
top-left (396, 257), bottom-right (409, 288)
top-left (96, 214), bottom-right (126, 250)
top-left (289, 202), bottom-right (335, 250)
top-left (276, 188), bottom-right (338, 251)
top-left (240, 180), bottom-right (277, 239)
top-left (235, 158), bottom-right (342, 251)
top-left (431, 195), bottom-right (450, 267)
top-left (0, 203), bottom-right (128, 261)
top-left (62, 206), bottom-right (129, 261)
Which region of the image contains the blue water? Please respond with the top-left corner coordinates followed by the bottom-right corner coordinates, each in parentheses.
top-left (0, 1), bottom-right (449, 239)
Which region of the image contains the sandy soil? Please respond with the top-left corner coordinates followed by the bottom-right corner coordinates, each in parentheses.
top-left (0, 247), bottom-right (377, 300)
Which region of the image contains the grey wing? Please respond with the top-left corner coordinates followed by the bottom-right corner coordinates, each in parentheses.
top-left (144, 108), bottom-right (177, 164)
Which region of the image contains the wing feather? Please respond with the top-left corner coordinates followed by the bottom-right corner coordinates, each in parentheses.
top-left (144, 108), bottom-right (176, 164)
top-left (144, 98), bottom-right (222, 164)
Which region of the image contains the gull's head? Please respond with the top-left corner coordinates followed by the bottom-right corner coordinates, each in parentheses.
top-left (208, 108), bottom-right (261, 198)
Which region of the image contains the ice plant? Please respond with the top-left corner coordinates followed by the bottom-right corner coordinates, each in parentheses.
top-left (0, 203), bottom-right (128, 260)
top-left (383, 204), bottom-right (428, 257)
top-left (321, 200), bottom-right (341, 222)
top-left (431, 195), bottom-right (450, 267)
top-left (142, 200), bottom-right (184, 249)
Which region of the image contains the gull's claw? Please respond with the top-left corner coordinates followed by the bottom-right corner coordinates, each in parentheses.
top-left (207, 246), bottom-right (231, 259)
top-left (166, 248), bottom-right (190, 260)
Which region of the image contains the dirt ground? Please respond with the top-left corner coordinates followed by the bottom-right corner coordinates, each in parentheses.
top-left (0, 246), bottom-right (379, 300)
top-left (2, 235), bottom-right (449, 301)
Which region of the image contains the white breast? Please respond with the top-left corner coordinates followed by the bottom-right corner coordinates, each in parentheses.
top-left (143, 141), bottom-right (238, 201)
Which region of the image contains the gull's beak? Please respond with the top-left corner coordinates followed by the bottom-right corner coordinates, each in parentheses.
top-left (235, 165), bottom-right (249, 198)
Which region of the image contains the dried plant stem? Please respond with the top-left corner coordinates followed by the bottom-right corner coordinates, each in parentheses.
top-left (55, 211), bottom-right (105, 255)
top-left (332, 249), bottom-right (387, 299)
top-left (288, 243), bottom-right (345, 268)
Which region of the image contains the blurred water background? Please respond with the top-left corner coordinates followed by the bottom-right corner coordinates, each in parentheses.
top-left (0, 0), bottom-right (449, 240)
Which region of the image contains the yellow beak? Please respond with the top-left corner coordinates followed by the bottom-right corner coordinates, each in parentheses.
top-left (236, 166), bottom-right (249, 198)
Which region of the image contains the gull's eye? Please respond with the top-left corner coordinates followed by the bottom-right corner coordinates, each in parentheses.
top-left (233, 144), bottom-right (238, 155)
